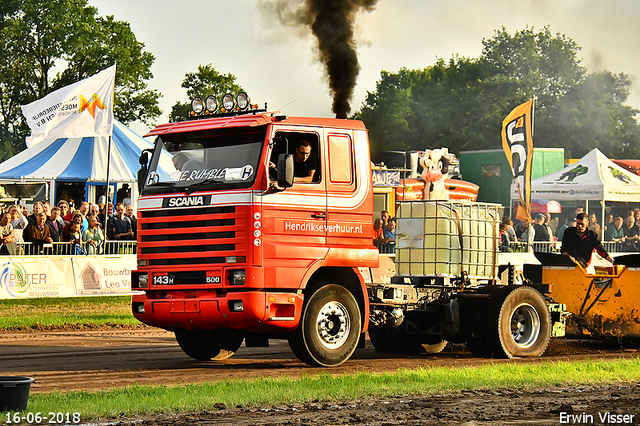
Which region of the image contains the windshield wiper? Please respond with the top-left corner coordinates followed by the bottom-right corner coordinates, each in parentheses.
top-left (193, 178), bottom-right (227, 189)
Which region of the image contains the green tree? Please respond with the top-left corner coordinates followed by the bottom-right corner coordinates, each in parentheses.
top-left (356, 57), bottom-right (495, 157)
top-left (0, 0), bottom-right (161, 160)
top-left (355, 26), bottom-right (640, 159)
top-left (169, 64), bottom-right (245, 122)
top-left (538, 71), bottom-right (640, 158)
top-left (481, 26), bottom-right (587, 107)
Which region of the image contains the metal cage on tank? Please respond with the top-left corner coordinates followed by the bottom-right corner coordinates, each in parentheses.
top-left (395, 201), bottom-right (502, 282)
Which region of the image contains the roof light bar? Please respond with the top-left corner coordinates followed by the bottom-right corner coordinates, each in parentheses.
top-left (189, 93), bottom-right (263, 118)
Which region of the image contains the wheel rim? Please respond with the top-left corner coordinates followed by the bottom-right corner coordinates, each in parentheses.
top-left (315, 300), bottom-right (351, 349)
top-left (509, 303), bottom-right (541, 348)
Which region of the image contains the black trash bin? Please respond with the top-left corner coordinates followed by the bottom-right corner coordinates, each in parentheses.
top-left (0, 376), bottom-right (35, 411)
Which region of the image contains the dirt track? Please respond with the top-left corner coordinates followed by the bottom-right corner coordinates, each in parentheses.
top-left (1, 328), bottom-right (639, 425)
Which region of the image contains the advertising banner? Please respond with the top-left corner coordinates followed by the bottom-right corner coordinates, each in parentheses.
top-left (0, 255), bottom-right (135, 299)
top-left (501, 99), bottom-right (534, 222)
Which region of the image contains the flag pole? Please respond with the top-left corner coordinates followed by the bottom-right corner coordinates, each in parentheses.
top-left (104, 134), bottom-right (112, 238)
top-left (103, 63), bottom-right (117, 242)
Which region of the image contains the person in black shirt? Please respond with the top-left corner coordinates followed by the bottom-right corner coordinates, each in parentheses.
top-left (293, 140), bottom-right (317, 183)
top-left (107, 202), bottom-right (133, 241)
top-left (560, 212), bottom-right (614, 267)
top-left (621, 215), bottom-right (640, 252)
top-left (532, 213), bottom-right (551, 241)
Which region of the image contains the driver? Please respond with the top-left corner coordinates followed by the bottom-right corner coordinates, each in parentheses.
top-left (293, 140), bottom-right (317, 183)
top-left (560, 212), bottom-right (614, 267)
top-left (172, 152), bottom-right (189, 171)
top-left (172, 152), bottom-right (206, 174)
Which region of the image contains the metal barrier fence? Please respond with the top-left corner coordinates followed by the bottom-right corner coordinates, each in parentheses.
top-left (8, 241), bottom-right (137, 256)
top-left (504, 241), bottom-right (629, 254)
top-left (11, 240), bottom-right (631, 257)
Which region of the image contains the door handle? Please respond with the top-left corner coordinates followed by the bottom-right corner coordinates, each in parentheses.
top-left (311, 213), bottom-right (326, 219)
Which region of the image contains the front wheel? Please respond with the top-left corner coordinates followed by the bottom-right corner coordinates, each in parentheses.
top-left (174, 329), bottom-right (244, 361)
top-left (289, 284), bottom-right (362, 367)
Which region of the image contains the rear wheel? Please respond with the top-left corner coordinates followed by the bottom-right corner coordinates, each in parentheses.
top-left (174, 329), bottom-right (244, 361)
top-left (289, 284), bottom-right (361, 367)
top-left (462, 288), bottom-right (496, 357)
top-left (495, 286), bottom-right (550, 358)
top-left (368, 323), bottom-right (394, 353)
top-left (463, 286), bottom-right (550, 358)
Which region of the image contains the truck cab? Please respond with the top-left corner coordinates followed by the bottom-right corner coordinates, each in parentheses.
top-left (132, 102), bottom-right (378, 366)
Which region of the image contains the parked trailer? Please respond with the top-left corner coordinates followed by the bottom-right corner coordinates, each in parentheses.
top-left (524, 252), bottom-right (640, 343)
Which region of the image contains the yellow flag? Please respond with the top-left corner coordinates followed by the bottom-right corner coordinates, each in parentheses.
top-left (501, 99), bottom-right (534, 222)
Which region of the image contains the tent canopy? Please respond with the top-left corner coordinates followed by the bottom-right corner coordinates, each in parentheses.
top-left (511, 148), bottom-right (640, 202)
top-left (0, 121), bottom-right (157, 183)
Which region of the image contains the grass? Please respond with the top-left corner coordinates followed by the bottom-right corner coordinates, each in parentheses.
top-left (2, 297), bottom-right (639, 421)
top-left (13, 358), bottom-right (640, 420)
top-left (0, 296), bottom-right (138, 329)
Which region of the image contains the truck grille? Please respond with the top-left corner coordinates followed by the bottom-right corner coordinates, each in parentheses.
top-left (138, 205), bottom-right (246, 267)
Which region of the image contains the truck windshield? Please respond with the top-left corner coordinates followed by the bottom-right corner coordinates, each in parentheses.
top-left (142, 126), bottom-right (267, 193)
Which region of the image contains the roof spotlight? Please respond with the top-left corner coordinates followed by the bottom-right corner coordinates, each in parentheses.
top-left (205, 95), bottom-right (218, 112)
top-left (222, 93), bottom-right (235, 111)
top-left (191, 97), bottom-right (204, 114)
top-left (237, 92), bottom-right (249, 110)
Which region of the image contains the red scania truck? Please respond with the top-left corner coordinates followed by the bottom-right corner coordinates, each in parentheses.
top-left (132, 96), bottom-right (560, 367)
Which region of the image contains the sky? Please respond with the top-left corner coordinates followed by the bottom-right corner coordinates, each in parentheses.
top-left (88, 0), bottom-right (640, 136)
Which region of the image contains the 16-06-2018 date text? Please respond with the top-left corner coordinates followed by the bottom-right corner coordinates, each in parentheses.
top-left (5, 412), bottom-right (81, 424)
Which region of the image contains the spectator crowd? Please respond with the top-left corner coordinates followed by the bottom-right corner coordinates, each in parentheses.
top-left (373, 210), bottom-right (397, 254)
top-left (499, 206), bottom-right (640, 253)
top-left (0, 199), bottom-right (137, 256)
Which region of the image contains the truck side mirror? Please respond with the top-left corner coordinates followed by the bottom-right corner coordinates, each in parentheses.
top-left (137, 151), bottom-right (150, 193)
top-left (139, 151), bottom-right (149, 166)
top-left (277, 153), bottom-right (294, 188)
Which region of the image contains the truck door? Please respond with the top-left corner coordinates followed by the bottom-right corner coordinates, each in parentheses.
top-left (261, 130), bottom-right (328, 286)
top-left (325, 131), bottom-right (371, 249)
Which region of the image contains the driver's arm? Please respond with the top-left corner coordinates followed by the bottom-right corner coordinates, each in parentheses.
top-left (294, 170), bottom-right (315, 183)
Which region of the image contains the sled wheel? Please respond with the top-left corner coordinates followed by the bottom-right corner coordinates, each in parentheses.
top-left (174, 329), bottom-right (244, 361)
top-left (289, 284), bottom-right (361, 367)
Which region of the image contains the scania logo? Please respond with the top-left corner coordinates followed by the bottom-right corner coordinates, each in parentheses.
top-left (163, 195), bottom-right (211, 208)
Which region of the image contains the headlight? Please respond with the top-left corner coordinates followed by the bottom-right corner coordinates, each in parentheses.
top-left (222, 93), bottom-right (235, 111)
top-left (228, 270), bottom-right (246, 285)
top-left (205, 95), bottom-right (218, 112)
top-left (191, 97), bottom-right (204, 114)
top-left (138, 273), bottom-right (149, 288)
top-left (237, 92), bottom-right (249, 110)
top-left (133, 302), bottom-right (146, 314)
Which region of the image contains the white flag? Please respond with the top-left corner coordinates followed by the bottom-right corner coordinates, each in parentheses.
top-left (21, 64), bottom-right (116, 147)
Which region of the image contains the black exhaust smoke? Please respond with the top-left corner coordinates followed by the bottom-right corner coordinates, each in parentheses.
top-left (266, 0), bottom-right (378, 118)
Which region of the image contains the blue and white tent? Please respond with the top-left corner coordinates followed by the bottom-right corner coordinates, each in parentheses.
top-left (0, 120), bottom-right (172, 203)
top-left (0, 121), bottom-right (155, 183)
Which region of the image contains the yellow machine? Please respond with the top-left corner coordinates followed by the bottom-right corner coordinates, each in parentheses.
top-left (527, 253), bottom-right (640, 342)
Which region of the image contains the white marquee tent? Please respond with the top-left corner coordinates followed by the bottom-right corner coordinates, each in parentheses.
top-left (510, 148), bottom-right (640, 203)
top-left (510, 148), bottom-right (640, 225)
